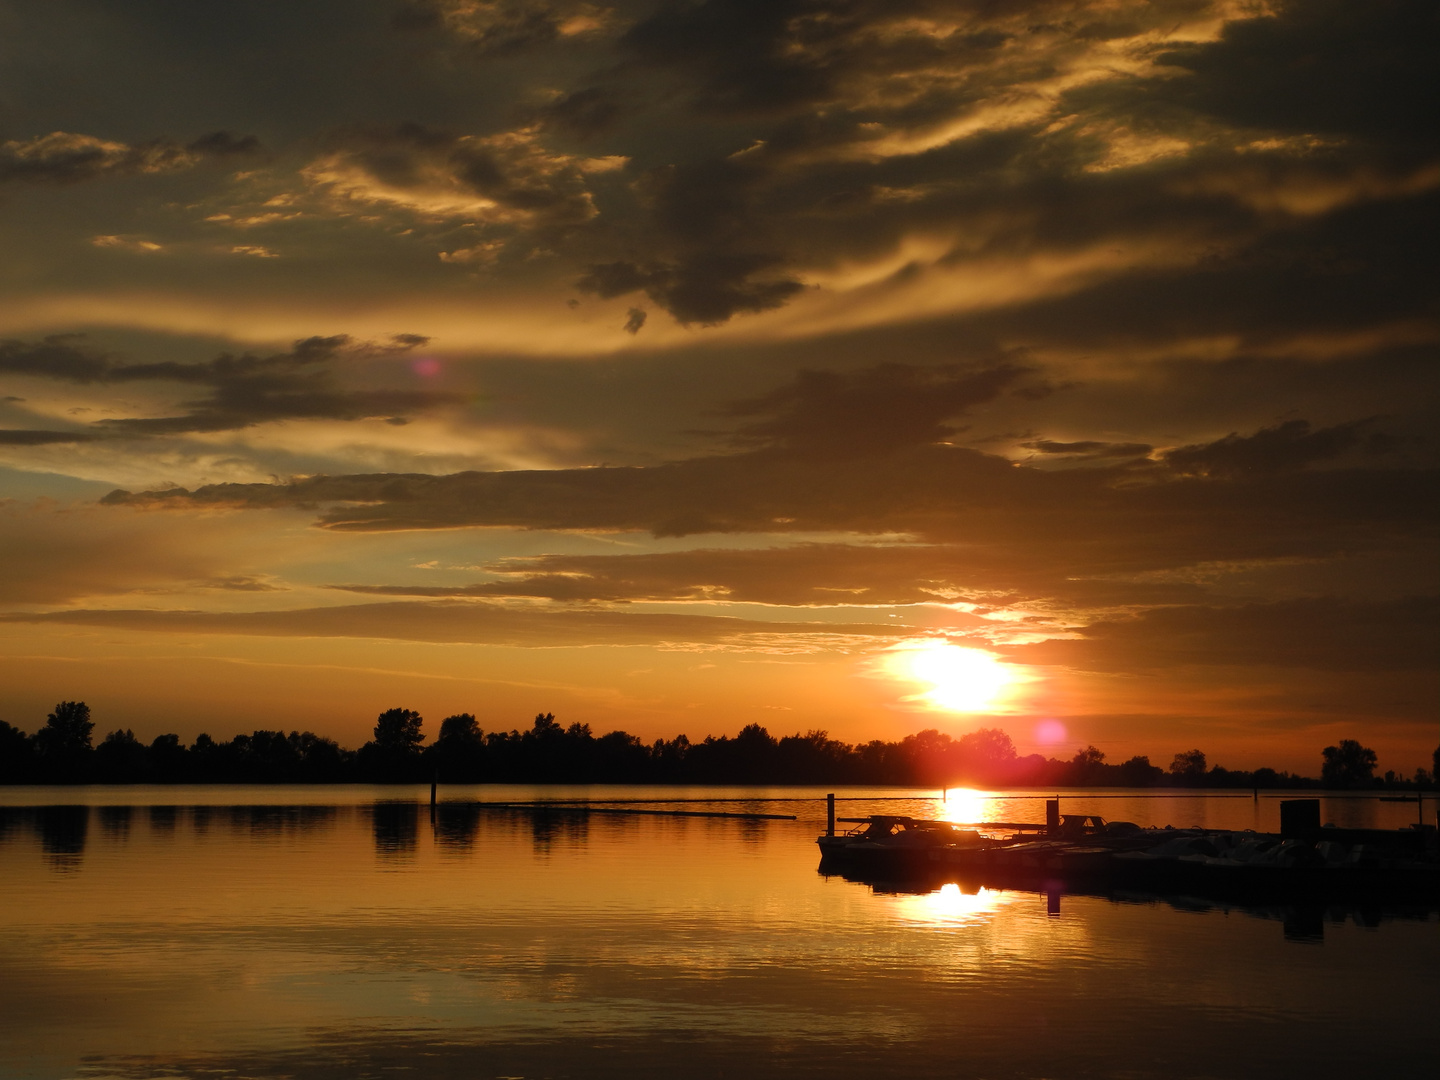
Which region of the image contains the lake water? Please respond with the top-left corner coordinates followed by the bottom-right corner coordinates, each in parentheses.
top-left (2, 786), bottom-right (1436, 1079)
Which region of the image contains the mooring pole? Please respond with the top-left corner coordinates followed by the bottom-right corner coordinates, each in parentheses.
top-left (1046, 797), bottom-right (1060, 836)
top-left (826, 793), bottom-right (835, 837)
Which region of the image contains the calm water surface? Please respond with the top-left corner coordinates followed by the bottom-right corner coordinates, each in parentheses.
top-left (1, 786), bottom-right (1436, 1079)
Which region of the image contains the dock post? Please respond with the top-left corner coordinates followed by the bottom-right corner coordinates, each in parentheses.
top-left (1046, 798), bottom-right (1060, 835)
top-left (826, 793), bottom-right (835, 837)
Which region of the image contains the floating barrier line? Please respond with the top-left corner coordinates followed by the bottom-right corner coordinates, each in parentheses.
top-left (471, 801), bottom-right (795, 821)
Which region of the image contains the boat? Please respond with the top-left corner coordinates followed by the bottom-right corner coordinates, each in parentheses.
top-left (817, 815), bottom-right (997, 878)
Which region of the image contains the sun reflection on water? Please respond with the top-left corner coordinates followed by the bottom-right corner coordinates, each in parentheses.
top-left (936, 788), bottom-right (991, 827)
top-left (893, 882), bottom-right (1010, 927)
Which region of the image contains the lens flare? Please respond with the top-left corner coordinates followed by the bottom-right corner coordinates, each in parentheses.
top-left (1034, 718), bottom-right (1068, 745)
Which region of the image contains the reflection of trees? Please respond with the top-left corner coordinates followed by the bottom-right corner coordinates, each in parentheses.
top-left (434, 802), bottom-right (481, 850)
top-left (99, 804), bottom-right (132, 840)
top-left (148, 805), bottom-right (179, 835)
top-left (228, 804), bottom-right (338, 837)
top-left (529, 809), bottom-right (590, 857)
top-left (373, 801), bottom-right (419, 856)
top-left (35, 805), bottom-right (88, 871)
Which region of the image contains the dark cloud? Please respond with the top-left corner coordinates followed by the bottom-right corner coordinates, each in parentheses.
top-left (0, 336), bottom-right (112, 382)
top-left (1, 334), bottom-right (461, 436)
top-left (1159, 419), bottom-right (1374, 478)
top-left (98, 362), bottom-right (1436, 617)
top-left (0, 430), bottom-right (101, 445)
top-left (327, 542), bottom-right (1207, 609)
top-left (550, 0), bottom-right (1440, 329)
top-left (0, 600), bottom-right (910, 650)
top-left (1009, 596), bottom-right (1440, 673)
top-left (1024, 440), bottom-right (1153, 459)
top-left (577, 254), bottom-right (804, 326)
top-left (0, 130), bottom-right (258, 185)
top-left (537, 86), bottom-right (626, 139)
top-left (725, 364), bottom-right (1022, 458)
top-left (1151, 0), bottom-right (1440, 144)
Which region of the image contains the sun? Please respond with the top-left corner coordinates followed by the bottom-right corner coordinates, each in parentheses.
top-left (894, 640), bottom-right (1015, 712)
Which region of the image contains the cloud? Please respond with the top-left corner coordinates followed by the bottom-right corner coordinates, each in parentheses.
top-left (1024, 439), bottom-right (1153, 460)
top-left (325, 542), bottom-right (1206, 609)
top-left (0, 599), bottom-right (912, 650)
top-left (576, 254), bottom-right (805, 327)
top-left (537, 86), bottom-right (626, 139)
top-left (1149, 0), bottom-right (1440, 145)
top-left (1009, 596), bottom-right (1440, 673)
top-left (97, 362), bottom-right (1434, 621)
top-left (0, 429), bottom-right (101, 446)
top-left (91, 235), bottom-right (164, 254)
top-left (724, 363), bottom-right (1023, 458)
top-left (302, 123), bottom-right (624, 236)
top-left (0, 130), bottom-right (258, 185)
top-left (0, 334), bottom-right (462, 436)
top-left (1159, 419), bottom-right (1376, 478)
top-left (0, 335), bottom-right (113, 382)
top-left (393, 1), bottom-right (612, 56)
top-left (546, 0), bottom-right (1438, 331)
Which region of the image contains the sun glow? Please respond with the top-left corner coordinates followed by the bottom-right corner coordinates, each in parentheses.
top-left (894, 640), bottom-right (1016, 712)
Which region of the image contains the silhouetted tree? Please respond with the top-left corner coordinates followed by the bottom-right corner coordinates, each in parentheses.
top-left (955, 728), bottom-right (1018, 783)
top-left (1070, 745), bottom-right (1107, 784)
top-left (1118, 755), bottom-right (1163, 786)
top-left (360, 708), bottom-right (426, 781)
top-left (1321, 739), bottom-right (1378, 789)
top-left (0, 721), bottom-right (33, 782)
top-left (431, 713), bottom-right (485, 781)
top-left (149, 733), bottom-right (189, 783)
top-left (290, 731), bottom-right (348, 781)
top-left (34, 701), bottom-right (94, 781)
top-left (1170, 749), bottom-right (1207, 783)
top-left (374, 708), bottom-right (425, 754)
top-left (95, 729), bottom-right (148, 782)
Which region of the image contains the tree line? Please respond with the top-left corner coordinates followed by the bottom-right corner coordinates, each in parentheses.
top-left (2, 701), bottom-right (1436, 789)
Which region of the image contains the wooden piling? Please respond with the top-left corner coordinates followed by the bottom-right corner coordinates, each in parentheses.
top-left (1045, 798), bottom-right (1060, 835)
top-left (826, 793), bottom-right (835, 837)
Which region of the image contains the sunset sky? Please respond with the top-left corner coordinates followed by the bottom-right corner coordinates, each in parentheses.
top-left (1, 0), bottom-right (1435, 773)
